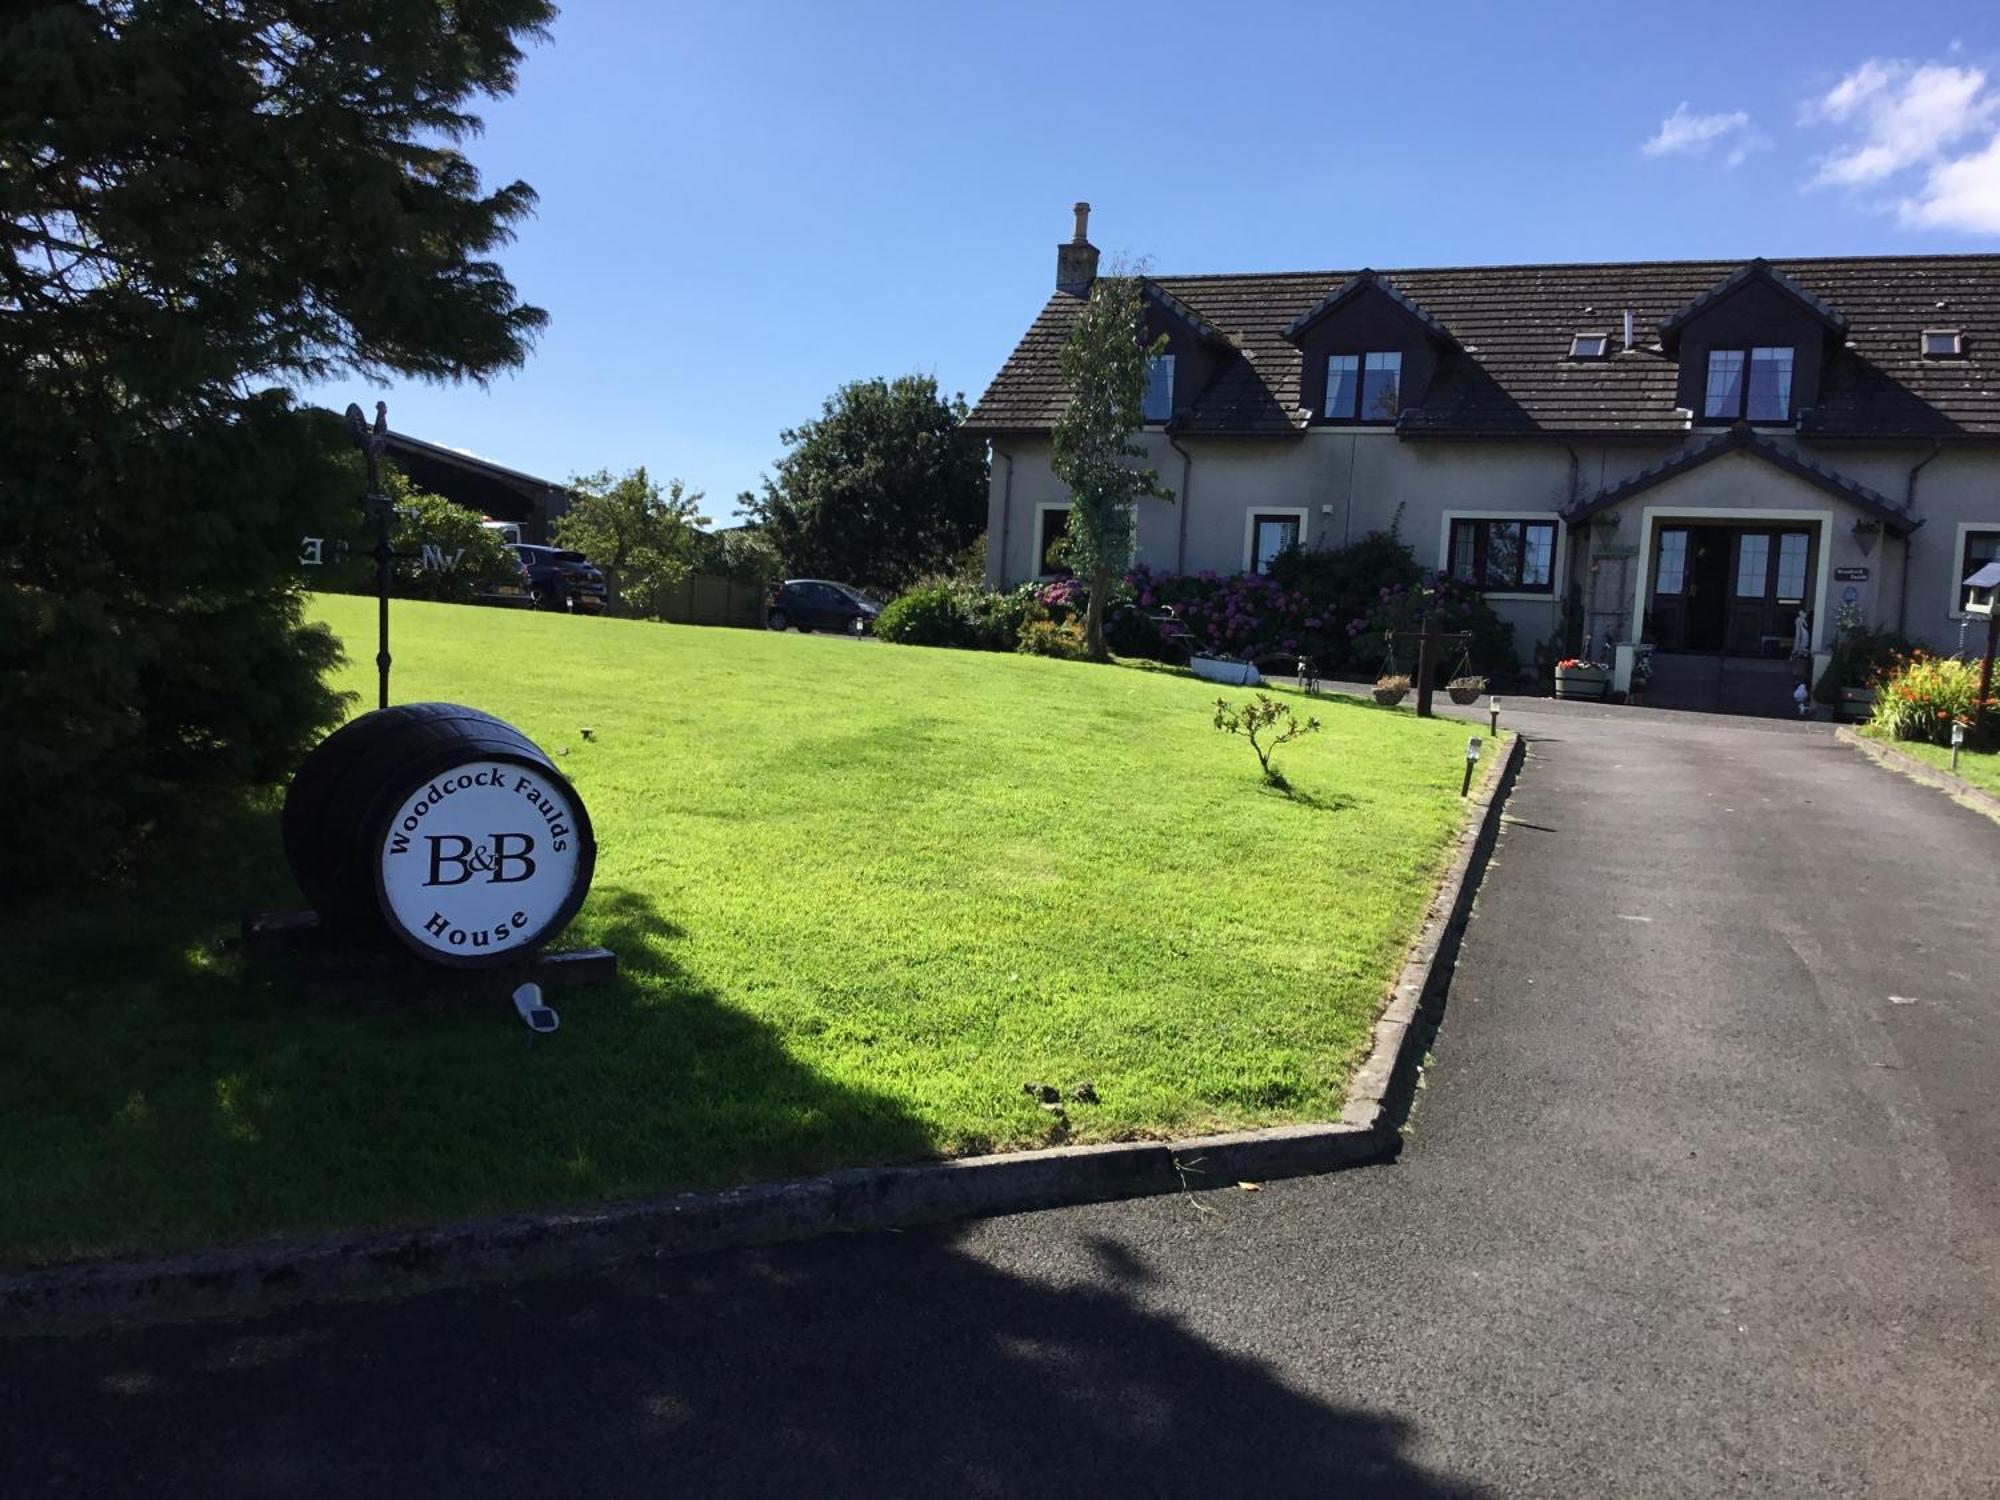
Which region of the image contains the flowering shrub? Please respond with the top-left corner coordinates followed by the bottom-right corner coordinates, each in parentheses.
top-left (1868, 652), bottom-right (1992, 746)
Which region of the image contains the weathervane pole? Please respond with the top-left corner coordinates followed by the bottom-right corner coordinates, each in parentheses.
top-left (347, 401), bottom-right (394, 710)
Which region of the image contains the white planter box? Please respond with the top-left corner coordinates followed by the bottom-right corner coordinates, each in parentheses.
top-left (1191, 656), bottom-right (1261, 687)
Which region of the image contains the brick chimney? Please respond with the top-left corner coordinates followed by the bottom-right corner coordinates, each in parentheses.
top-left (1055, 201), bottom-right (1098, 296)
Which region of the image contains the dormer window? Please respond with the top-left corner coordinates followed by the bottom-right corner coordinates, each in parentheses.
top-left (1569, 332), bottom-right (1610, 359)
top-left (1325, 351), bottom-right (1402, 422)
top-left (1142, 353), bottom-right (1175, 422)
top-left (1922, 328), bottom-right (1965, 358)
top-left (1703, 346), bottom-right (1793, 423)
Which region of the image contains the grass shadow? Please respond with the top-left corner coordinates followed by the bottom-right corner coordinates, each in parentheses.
top-left (0, 800), bottom-right (935, 1267)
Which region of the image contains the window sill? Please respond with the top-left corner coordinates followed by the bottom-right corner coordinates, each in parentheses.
top-left (1474, 590), bottom-right (1559, 602)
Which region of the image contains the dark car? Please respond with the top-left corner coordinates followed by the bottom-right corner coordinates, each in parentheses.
top-left (515, 544), bottom-right (608, 613)
top-left (474, 550), bottom-right (536, 609)
top-left (767, 579), bottom-right (880, 634)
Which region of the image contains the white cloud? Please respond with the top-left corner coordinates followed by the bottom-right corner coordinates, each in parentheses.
top-left (1643, 102), bottom-right (1764, 166)
top-left (1899, 133), bottom-right (2000, 232)
top-left (1805, 56), bottom-right (2000, 234)
top-left (1805, 59), bottom-right (1996, 188)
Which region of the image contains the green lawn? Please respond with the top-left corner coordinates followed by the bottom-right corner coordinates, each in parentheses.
top-left (2, 595), bottom-right (1491, 1266)
top-left (1863, 729), bottom-right (2000, 798)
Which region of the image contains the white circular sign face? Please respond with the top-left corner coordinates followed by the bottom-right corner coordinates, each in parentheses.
top-left (378, 762), bottom-right (584, 960)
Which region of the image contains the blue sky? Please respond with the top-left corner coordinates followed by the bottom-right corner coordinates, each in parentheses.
top-left (322, 1), bottom-right (2000, 522)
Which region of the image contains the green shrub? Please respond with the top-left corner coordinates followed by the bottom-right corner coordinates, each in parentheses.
top-left (1350, 576), bottom-right (1517, 685)
top-left (1016, 617), bottom-right (1093, 660)
top-left (1868, 653), bottom-right (1991, 745)
top-left (874, 584), bottom-right (976, 647)
top-left (1814, 625), bottom-right (1914, 705)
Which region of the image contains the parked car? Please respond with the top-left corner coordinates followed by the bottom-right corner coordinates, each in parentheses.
top-left (767, 579), bottom-right (881, 634)
top-left (515, 544), bottom-right (608, 612)
top-left (474, 549), bottom-right (536, 609)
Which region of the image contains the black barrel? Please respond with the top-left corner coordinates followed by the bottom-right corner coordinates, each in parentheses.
top-left (282, 703), bottom-right (596, 967)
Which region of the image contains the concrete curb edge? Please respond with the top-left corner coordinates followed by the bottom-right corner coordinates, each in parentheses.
top-left (2, 733), bottom-right (1525, 1336)
top-left (1834, 726), bottom-right (2000, 827)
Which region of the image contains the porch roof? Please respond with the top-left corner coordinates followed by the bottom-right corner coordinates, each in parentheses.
top-left (1560, 424), bottom-right (1923, 537)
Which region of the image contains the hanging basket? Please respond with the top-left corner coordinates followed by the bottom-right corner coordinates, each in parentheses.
top-left (1373, 674), bottom-right (1412, 707)
top-left (1447, 674), bottom-right (1487, 705)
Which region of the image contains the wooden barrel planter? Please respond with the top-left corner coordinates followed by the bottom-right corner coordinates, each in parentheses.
top-left (283, 703), bottom-right (596, 967)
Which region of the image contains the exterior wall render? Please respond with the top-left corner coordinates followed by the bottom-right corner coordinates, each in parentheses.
top-left (979, 431), bottom-right (2000, 656)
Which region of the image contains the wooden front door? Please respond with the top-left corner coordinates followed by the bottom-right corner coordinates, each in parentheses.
top-left (1725, 528), bottom-right (1814, 655)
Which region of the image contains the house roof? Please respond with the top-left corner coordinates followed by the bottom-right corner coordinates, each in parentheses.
top-left (1561, 424), bottom-right (1923, 535)
top-left (1656, 258), bottom-right (1848, 351)
top-left (1280, 269), bottom-right (1455, 346)
top-left (966, 254), bottom-right (2000, 441)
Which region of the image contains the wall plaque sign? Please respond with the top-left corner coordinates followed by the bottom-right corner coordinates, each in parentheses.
top-left (1834, 566), bottom-right (1870, 582)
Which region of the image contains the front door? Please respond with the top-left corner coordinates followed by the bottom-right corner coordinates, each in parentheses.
top-left (1725, 529), bottom-right (1813, 655)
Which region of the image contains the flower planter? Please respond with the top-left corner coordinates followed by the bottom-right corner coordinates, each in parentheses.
top-left (1446, 679), bottom-right (1485, 705)
top-left (1372, 687), bottom-right (1408, 707)
top-left (1554, 665), bottom-right (1612, 700)
top-left (1839, 687), bottom-right (1877, 723)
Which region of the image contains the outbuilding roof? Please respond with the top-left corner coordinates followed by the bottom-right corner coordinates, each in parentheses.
top-left (966, 254), bottom-right (2000, 441)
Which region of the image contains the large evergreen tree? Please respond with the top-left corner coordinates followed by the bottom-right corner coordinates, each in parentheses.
top-left (0, 1), bottom-right (553, 890)
top-left (748, 374), bottom-right (988, 591)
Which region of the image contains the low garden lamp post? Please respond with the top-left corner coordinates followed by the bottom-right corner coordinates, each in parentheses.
top-left (1462, 736), bottom-right (1482, 797)
top-left (1489, 696), bottom-right (1500, 738)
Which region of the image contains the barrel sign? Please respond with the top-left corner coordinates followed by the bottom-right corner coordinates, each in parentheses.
top-left (284, 703), bottom-right (596, 968)
top-left (378, 763), bottom-right (584, 959)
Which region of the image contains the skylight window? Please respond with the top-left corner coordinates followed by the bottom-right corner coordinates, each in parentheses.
top-left (1569, 332), bottom-right (1610, 359)
top-left (1922, 328), bottom-right (1965, 358)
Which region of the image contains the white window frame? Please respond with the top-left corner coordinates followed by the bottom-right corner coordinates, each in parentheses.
top-left (1033, 502), bottom-right (1073, 580)
top-left (1921, 329), bottom-right (1965, 359)
top-left (1570, 332), bottom-right (1610, 359)
top-left (1437, 510), bottom-right (1567, 602)
top-left (1036, 500), bottom-right (1142, 578)
top-left (1142, 353), bottom-right (1175, 424)
top-left (1243, 507), bottom-right (1309, 573)
top-left (1949, 520), bottom-right (2000, 620)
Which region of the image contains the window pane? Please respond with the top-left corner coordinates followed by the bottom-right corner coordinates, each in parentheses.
top-left (1967, 530), bottom-right (2000, 567)
top-left (1143, 354), bottom-right (1174, 422)
top-left (1326, 355), bottom-right (1359, 418)
top-left (1656, 530), bottom-right (1688, 595)
top-left (1360, 351), bottom-right (1402, 421)
top-left (1040, 509), bottom-right (1071, 576)
top-left (1521, 524), bottom-right (1555, 588)
top-left (1735, 533), bottom-right (1770, 597)
top-left (1747, 347), bottom-right (1793, 422)
top-left (1775, 532), bottom-right (1808, 601)
top-left (1486, 521), bottom-right (1522, 589)
top-left (1450, 522), bottom-right (1477, 582)
top-left (1253, 516), bottom-right (1300, 573)
top-left (1705, 349), bottom-right (1745, 419)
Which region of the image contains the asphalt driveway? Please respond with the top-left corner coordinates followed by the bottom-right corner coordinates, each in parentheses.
top-left (7, 705), bottom-right (1998, 1497)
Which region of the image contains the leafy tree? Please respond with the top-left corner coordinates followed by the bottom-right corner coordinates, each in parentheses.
top-left (689, 524), bottom-right (782, 585)
top-left (319, 471), bottom-right (521, 604)
top-left (1, 0), bottom-right (553, 892)
top-left (1051, 276), bottom-right (1173, 658)
top-left (554, 468), bottom-right (709, 617)
top-left (748, 374), bottom-right (988, 591)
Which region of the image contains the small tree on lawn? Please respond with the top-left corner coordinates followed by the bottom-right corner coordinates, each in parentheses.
top-left (1051, 274), bottom-right (1173, 659)
top-left (554, 468), bottom-right (709, 617)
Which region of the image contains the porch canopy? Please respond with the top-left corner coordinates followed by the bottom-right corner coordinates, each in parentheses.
top-left (1563, 424), bottom-right (1923, 658)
